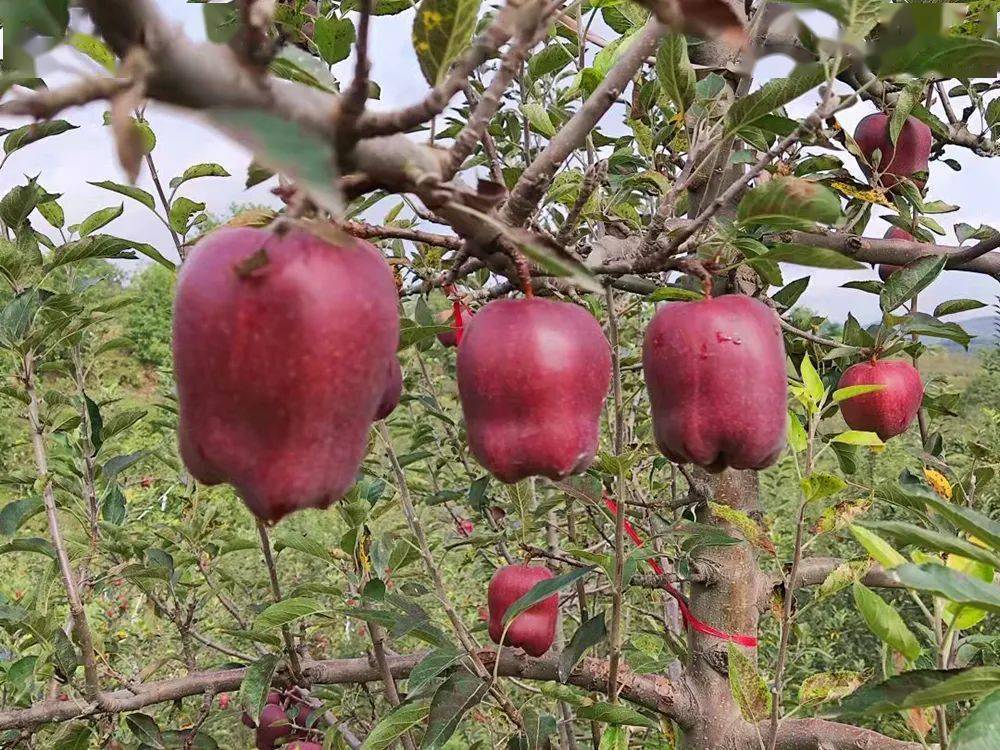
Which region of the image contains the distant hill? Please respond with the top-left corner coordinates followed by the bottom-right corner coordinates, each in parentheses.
top-left (942, 314), bottom-right (998, 351)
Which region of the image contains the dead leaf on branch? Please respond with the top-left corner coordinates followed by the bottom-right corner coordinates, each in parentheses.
top-left (636, 0), bottom-right (747, 48)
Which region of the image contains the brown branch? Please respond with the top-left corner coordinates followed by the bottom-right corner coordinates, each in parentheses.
top-left (779, 230), bottom-right (1000, 276)
top-left (340, 220), bottom-right (464, 250)
top-left (792, 558), bottom-right (901, 590)
top-left (338, 0), bottom-right (373, 145)
top-left (555, 159), bottom-right (606, 246)
top-left (763, 717), bottom-right (921, 750)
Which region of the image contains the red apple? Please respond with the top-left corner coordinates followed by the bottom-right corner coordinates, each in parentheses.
top-left (643, 295), bottom-right (788, 471)
top-left (487, 565), bottom-right (558, 657)
top-left (854, 112), bottom-right (931, 189)
top-left (375, 358), bottom-right (403, 420)
top-left (455, 517), bottom-right (474, 537)
top-left (838, 360), bottom-right (923, 440)
top-left (878, 227), bottom-right (914, 281)
top-left (457, 298), bottom-right (611, 483)
top-left (256, 702), bottom-right (292, 750)
top-left (173, 227), bottom-right (399, 522)
top-left (437, 306), bottom-right (472, 348)
top-left (218, 693), bottom-right (230, 710)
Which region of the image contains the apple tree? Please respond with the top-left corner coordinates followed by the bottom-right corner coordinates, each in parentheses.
top-left (0, 1), bottom-right (998, 749)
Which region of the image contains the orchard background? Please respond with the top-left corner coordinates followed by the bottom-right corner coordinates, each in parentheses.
top-left (0, 1), bottom-right (998, 749)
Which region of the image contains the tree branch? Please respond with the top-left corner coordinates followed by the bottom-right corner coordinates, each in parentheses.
top-left (792, 558), bottom-right (900, 590)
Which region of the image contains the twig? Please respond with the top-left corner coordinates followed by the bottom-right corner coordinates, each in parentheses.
top-left (22, 353), bottom-right (106, 706)
top-left (338, 0), bottom-right (373, 144)
top-left (182, 689), bottom-right (215, 750)
top-left (375, 423), bottom-right (523, 729)
top-left (255, 520), bottom-right (305, 684)
top-left (605, 285), bottom-right (626, 704)
top-left (556, 159), bottom-right (606, 245)
top-left (340, 220), bottom-right (464, 250)
top-left (461, 84), bottom-right (506, 185)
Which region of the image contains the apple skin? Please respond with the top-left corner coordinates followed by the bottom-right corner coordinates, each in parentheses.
top-left (854, 112), bottom-right (932, 188)
top-left (437, 307), bottom-right (471, 348)
top-left (878, 227), bottom-right (914, 281)
top-left (837, 360), bottom-right (923, 440)
top-left (173, 227), bottom-right (399, 522)
top-left (643, 295), bottom-right (788, 471)
top-left (375, 358), bottom-right (403, 420)
top-left (487, 565), bottom-right (558, 658)
top-left (457, 298), bottom-right (611, 483)
top-left (255, 702), bottom-right (292, 750)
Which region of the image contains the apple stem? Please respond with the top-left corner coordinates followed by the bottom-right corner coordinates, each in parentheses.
top-left (514, 251), bottom-right (534, 298)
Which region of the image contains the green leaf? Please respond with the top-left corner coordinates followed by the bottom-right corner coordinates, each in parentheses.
top-left (576, 702), bottom-right (656, 728)
top-left (801, 472), bottom-right (847, 503)
top-left (503, 567), bottom-right (594, 626)
top-left (87, 180), bottom-right (156, 210)
top-left (0, 497), bottom-right (43, 537)
top-left (880, 255), bottom-right (947, 312)
top-left (237, 653), bottom-right (279, 721)
top-left (362, 701), bottom-right (431, 750)
top-left (915, 492), bottom-right (1000, 552)
top-left (209, 108), bottom-right (341, 214)
top-left (799, 353), bottom-right (825, 406)
top-left (849, 524), bottom-right (907, 569)
top-left (798, 671), bottom-right (864, 706)
top-left (125, 713), bottom-right (162, 746)
top-left (725, 63), bottom-right (827, 137)
top-left (314, 16), bottom-right (356, 65)
top-left (45, 235), bottom-right (139, 271)
top-left (864, 521), bottom-right (1000, 569)
top-left (253, 597), bottom-right (325, 631)
top-left (77, 204), bottom-right (123, 237)
top-left (420, 669), bottom-right (488, 749)
top-left (728, 642), bottom-right (771, 721)
top-left (647, 286), bottom-right (703, 302)
top-left (3, 121), bottom-right (77, 155)
top-left (787, 412), bottom-right (808, 453)
top-left (528, 43), bottom-right (574, 79)
top-left (101, 483), bottom-right (126, 525)
top-left (407, 648), bottom-right (462, 694)
top-left (831, 430), bottom-right (883, 446)
top-left (950, 688), bottom-right (1000, 750)
top-left (828, 668), bottom-right (1000, 717)
top-left (889, 79), bottom-right (922, 144)
top-left (521, 102), bottom-right (556, 138)
top-left (876, 35), bottom-right (1000, 78)
top-left (738, 177), bottom-right (842, 230)
top-left (772, 276), bottom-right (810, 309)
top-left (67, 32), bottom-right (116, 71)
top-left (933, 299), bottom-right (986, 317)
top-left (598, 726), bottom-right (629, 750)
top-left (656, 32), bottom-right (695, 115)
top-left (558, 613), bottom-right (607, 682)
top-left (412, 0), bottom-right (482, 86)
top-left (852, 581), bottom-right (921, 660)
top-left (169, 197), bottom-right (206, 235)
top-left (762, 243), bottom-right (864, 270)
top-left (895, 312), bottom-right (971, 348)
top-left (168, 163), bottom-right (231, 190)
top-left (833, 384), bottom-right (885, 403)
top-left (893, 563), bottom-right (1000, 614)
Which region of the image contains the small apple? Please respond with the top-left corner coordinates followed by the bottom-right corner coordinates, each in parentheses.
top-left (643, 295), bottom-right (788, 471)
top-left (854, 112), bottom-right (931, 189)
top-left (487, 565), bottom-right (558, 657)
top-left (878, 227), bottom-right (914, 281)
top-left (838, 359), bottom-right (923, 440)
top-left (375, 358), bottom-right (403, 420)
top-left (455, 518), bottom-right (474, 537)
top-left (437, 304), bottom-right (471, 347)
top-left (173, 227), bottom-right (399, 522)
top-left (218, 693), bottom-right (230, 710)
top-left (457, 298), bottom-right (612, 483)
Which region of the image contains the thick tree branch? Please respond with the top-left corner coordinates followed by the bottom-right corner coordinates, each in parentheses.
top-left (780, 230), bottom-right (1000, 276)
top-left (763, 717), bottom-right (921, 750)
top-left (792, 558), bottom-right (900, 590)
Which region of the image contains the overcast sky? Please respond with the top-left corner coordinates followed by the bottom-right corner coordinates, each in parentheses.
top-left (0, 3), bottom-right (996, 327)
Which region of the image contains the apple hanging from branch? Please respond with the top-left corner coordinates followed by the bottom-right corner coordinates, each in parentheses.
top-left (487, 565), bottom-right (558, 657)
top-left (172, 227), bottom-right (400, 522)
top-left (838, 360), bottom-right (924, 440)
top-left (457, 298), bottom-right (611, 483)
top-left (643, 295), bottom-right (788, 471)
top-left (854, 112), bottom-right (932, 189)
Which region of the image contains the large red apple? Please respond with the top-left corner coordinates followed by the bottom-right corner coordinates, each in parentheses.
top-left (854, 112), bottom-right (931, 189)
top-left (838, 360), bottom-right (923, 440)
top-left (643, 295), bottom-right (788, 471)
top-left (375, 358), bottom-right (403, 420)
top-left (457, 298), bottom-right (611, 483)
top-left (487, 565), bottom-right (558, 657)
top-left (173, 227), bottom-right (399, 522)
top-left (878, 227), bottom-right (914, 281)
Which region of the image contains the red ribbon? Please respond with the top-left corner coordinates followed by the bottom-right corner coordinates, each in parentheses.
top-left (452, 300), bottom-right (465, 346)
top-left (603, 496), bottom-right (758, 648)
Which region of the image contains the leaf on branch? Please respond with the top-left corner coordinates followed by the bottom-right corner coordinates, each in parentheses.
top-left (852, 581), bottom-right (921, 660)
top-left (503, 566), bottom-right (594, 625)
top-left (725, 63), bottom-right (827, 137)
top-left (238, 653), bottom-right (280, 721)
top-left (576, 701), bottom-right (657, 728)
top-left (88, 180), bottom-right (156, 210)
top-left (826, 666), bottom-right (1000, 717)
top-left (209, 108), bottom-right (341, 215)
top-left (893, 562), bottom-right (1000, 614)
top-left (738, 177), bottom-right (843, 230)
top-left (361, 700), bottom-right (431, 750)
top-left (168, 163), bottom-right (231, 191)
top-left (420, 668), bottom-right (489, 749)
top-left (949, 688), bottom-right (1000, 750)
top-left (558, 613), bottom-right (607, 682)
top-left (412, 0), bottom-right (483, 86)
top-left (727, 642), bottom-right (771, 722)
top-left (656, 32), bottom-right (696, 116)
top-left (3, 120), bottom-right (77, 155)
top-left (253, 597), bottom-right (326, 631)
top-left (880, 255), bottom-right (947, 312)
top-left (761, 243), bottom-right (864, 270)
top-left (798, 671), bottom-right (864, 706)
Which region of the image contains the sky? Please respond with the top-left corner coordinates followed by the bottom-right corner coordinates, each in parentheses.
top-left (0, 3), bottom-right (996, 328)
